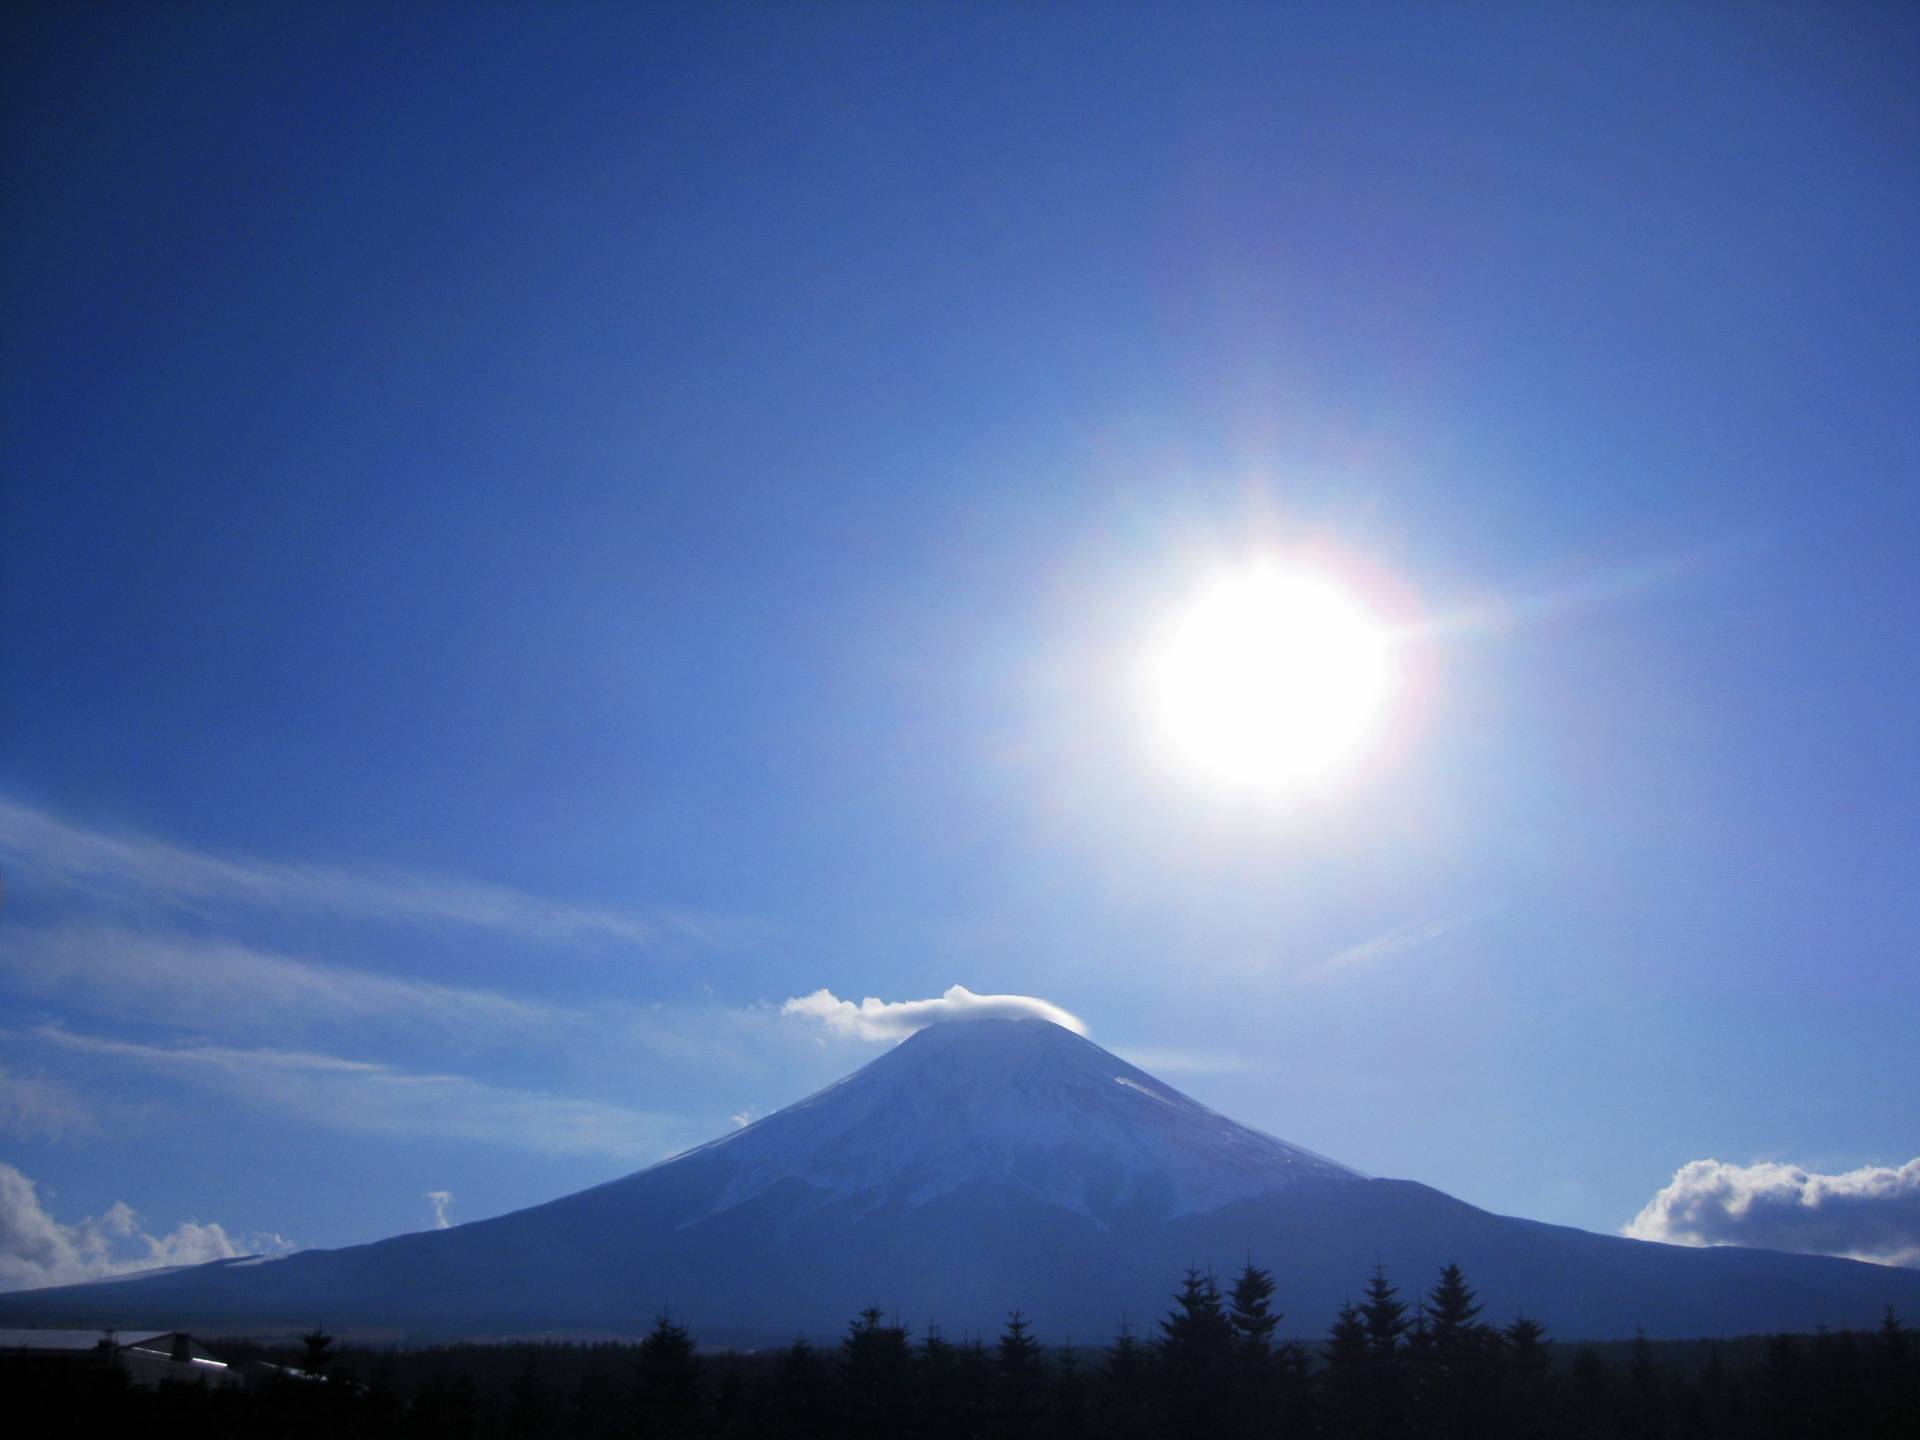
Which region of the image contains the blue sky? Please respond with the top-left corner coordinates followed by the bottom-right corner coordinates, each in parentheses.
top-left (3, 3), bottom-right (1917, 1282)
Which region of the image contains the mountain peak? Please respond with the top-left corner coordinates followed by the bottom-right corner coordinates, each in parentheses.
top-left (672, 1010), bottom-right (1359, 1226)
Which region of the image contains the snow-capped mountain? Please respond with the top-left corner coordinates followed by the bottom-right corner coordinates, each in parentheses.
top-left (674, 1015), bottom-right (1357, 1224)
top-left (5, 1017), bottom-right (1917, 1342)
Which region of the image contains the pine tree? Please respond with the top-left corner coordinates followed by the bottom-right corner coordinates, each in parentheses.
top-left (298, 1326), bottom-right (336, 1377)
top-left (1099, 1323), bottom-right (1155, 1440)
top-left (1874, 1306), bottom-right (1918, 1435)
top-left (1159, 1268), bottom-right (1235, 1439)
top-left (1226, 1262), bottom-right (1280, 1439)
top-left (1359, 1263), bottom-right (1411, 1434)
top-left (916, 1327), bottom-right (966, 1440)
top-left (1426, 1263), bottom-right (1483, 1346)
top-left (994, 1310), bottom-right (1047, 1440)
top-left (1421, 1262), bottom-right (1493, 1439)
top-left (1227, 1261), bottom-right (1281, 1350)
top-left (840, 1307), bottom-right (912, 1440)
top-left (634, 1312), bottom-right (706, 1438)
top-left (1360, 1263), bottom-right (1409, 1358)
top-left (1499, 1315), bottom-right (1559, 1440)
top-left (1319, 1301), bottom-right (1374, 1440)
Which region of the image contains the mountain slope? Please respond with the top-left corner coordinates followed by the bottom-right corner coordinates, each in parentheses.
top-left (5, 1017), bottom-right (1917, 1342)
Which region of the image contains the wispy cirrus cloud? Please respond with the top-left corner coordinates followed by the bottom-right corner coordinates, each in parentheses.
top-left (0, 1161), bottom-right (296, 1293)
top-left (7, 922), bottom-right (567, 1046)
top-left (0, 796), bottom-right (730, 950)
top-left (1625, 1157), bottom-right (1920, 1268)
top-left (36, 1025), bottom-right (693, 1162)
top-left (782, 984), bottom-right (1087, 1042)
top-left (0, 1065), bottom-right (97, 1143)
top-left (1308, 911), bottom-right (1482, 980)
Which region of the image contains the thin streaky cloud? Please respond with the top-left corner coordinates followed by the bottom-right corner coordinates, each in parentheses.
top-left (35, 1025), bottom-right (694, 1162)
top-left (0, 1065), bottom-right (97, 1143)
top-left (7, 922), bottom-right (569, 1045)
top-left (1308, 911), bottom-right (1482, 980)
top-left (0, 796), bottom-right (730, 950)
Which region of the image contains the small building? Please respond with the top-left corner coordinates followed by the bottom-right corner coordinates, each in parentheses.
top-left (0, 1328), bottom-right (241, 1388)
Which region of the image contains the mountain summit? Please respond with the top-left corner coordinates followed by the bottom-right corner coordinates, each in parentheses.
top-left (680, 1017), bottom-right (1357, 1225)
top-left (5, 1017), bottom-right (1917, 1342)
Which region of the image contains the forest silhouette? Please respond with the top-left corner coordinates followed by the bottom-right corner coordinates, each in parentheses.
top-left (14, 1259), bottom-right (1918, 1438)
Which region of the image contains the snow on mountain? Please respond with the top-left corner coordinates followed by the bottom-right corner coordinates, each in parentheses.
top-left (673, 1016), bottom-right (1359, 1225)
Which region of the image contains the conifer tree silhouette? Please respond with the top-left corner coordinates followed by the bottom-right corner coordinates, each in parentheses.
top-left (1159, 1268), bottom-right (1235, 1439)
top-left (1226, 1262), bottom-right (1280, 1439)
top-left (1421, 1262), bottom-right (1493, 1438)
top-left (994, 1310), bottom-right (1046, 1439)
top-left (634, 1312), bottom-right (705, 1438)
top-left (840, 1307), bottom-right (912, 1440)
top-left (1319, 1300), bottom-right (1374, 1440)
top-left (1358, 1263), bottom-right (1411, 1433)
top-left (1100, 1322), bottom-right (1155, 1440)
top-left (1499, 1315), bottom-right (1559, 1440)
top-left (916, 1326), bottom-right (969, 1440)
top-left (1227, 1261), bottom-right (1280, 1349)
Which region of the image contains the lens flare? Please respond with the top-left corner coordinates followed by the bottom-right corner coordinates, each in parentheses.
top-left (1141, 562), bottom-right (1394, 796)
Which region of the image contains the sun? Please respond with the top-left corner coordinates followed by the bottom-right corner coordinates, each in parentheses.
top-left (1140, 561), bottom-right (1395, 796)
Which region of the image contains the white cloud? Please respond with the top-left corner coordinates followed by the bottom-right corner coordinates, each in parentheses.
top-left (1309, 911), bottom-right (1480, 979)
top-left (0, 1162), bottom-right (295, 1293)
top-left (424, 1190), bottom-right (454, 1230)
top-left (7, 923), bottom-right (566, 1046)
top-left (0, 1065), bottom-right (97, 1142)
top-left (0, 795), bottom-right (729, 950)
top-left (37, 1025), bottom-right (692, 1163)
top-left (781, 984), bottom-right (1087, 1042)
top-left (1624, 1157), bottom-right (1920, 1267)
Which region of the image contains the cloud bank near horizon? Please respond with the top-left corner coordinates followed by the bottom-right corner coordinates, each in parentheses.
top-left (781, 984), bottom-right (1088, 1042)
top-left (0, 1162), bottom-right (297, 1293)
top-left (1625, 1157), bottom-right (1920, 1267)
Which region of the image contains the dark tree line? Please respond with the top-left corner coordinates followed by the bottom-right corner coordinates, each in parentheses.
top-left (11, 1261), bottom-right (1919, 1438)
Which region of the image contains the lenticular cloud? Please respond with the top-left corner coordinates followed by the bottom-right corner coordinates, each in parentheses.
top-left (1624, 1157), bottom-right (1920, 1267)
top-left (781, 984), bottom-right (1087, 1041)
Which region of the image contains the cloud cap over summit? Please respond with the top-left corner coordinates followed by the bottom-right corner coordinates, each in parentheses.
top-left (781, 984), bottom-right (1087, 1041)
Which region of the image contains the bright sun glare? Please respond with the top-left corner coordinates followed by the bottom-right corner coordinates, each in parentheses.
top-left (1142, 562), bottom-right (1395, 797)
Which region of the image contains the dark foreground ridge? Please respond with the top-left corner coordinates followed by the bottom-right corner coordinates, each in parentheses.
top-left (10, 1260), bottom-right (1919, 1438)
top-left (4, 1019), bottom-right (1919, 1341)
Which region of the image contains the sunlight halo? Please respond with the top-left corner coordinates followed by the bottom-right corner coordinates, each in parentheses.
top-left (1140, 562), bottom-right (1395, 798)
